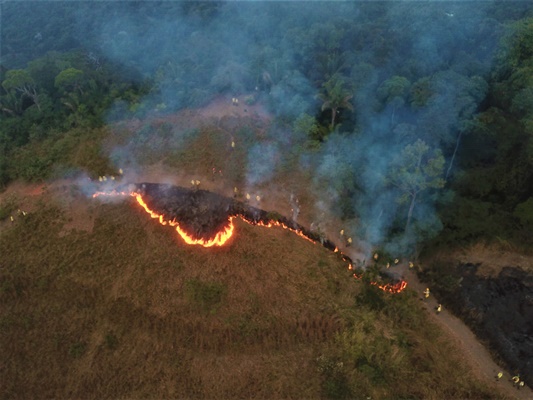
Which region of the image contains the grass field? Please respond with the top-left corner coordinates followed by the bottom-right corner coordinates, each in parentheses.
top-left (0, 186), bottom-right (502, 399)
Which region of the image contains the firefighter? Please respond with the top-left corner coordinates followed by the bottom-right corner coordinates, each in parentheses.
top-left (346, 237), bottom-right (352, 247)
top-left (119, 168), bottom-right (123, 175)
top-left (394, 258), bottom-right (399, 265)
top-left (246, 193), bottom-right (250, 200)
top-left (512, 375), bottom-right (520, 385)
top-left (233, 187), bottom-right (238, 198)
top-left (496, 371), bottom-right (503, 380)
top-left (231, 140), bottom-right (235, 148)
top-left (436, 304), bottom-right (442, 313)
top-left (373, 252), bottom-right (378, 260)
top-left (10, 215), bottom-right (14, 223)
top-left (519, 381), bottom-right (525, 389)
top-left (423, 288), bottom-right (430, 299)
top-left (340, 229), bottom-right (344, 236)
top-left (98, 176), bottom-right (103, 182)
top-left (256, 195), bottom-right (261, 202)
top-left (409, 261), bottom-right (414, 269)
top-left (386, 262), bottom-right (390, 269)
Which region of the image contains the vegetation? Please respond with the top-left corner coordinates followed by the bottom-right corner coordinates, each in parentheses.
top-left (1, 2), bottom-right (533, 397)
top-left (0, 191), bottom-right (500, 399)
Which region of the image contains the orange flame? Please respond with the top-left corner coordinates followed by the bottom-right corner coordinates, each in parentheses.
top-left (133, 193), bottom-right (234, 247)
top-left (92, 189), bottom-right (408, 293)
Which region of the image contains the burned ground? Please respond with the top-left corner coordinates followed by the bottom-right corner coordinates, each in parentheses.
top-left (421, 261), bottom-right (533, 387)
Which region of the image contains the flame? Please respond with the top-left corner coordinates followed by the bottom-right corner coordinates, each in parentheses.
top-left (92, 189), bottom-right (408, 293)
top-left (133, 193), bottom-right (234, 247)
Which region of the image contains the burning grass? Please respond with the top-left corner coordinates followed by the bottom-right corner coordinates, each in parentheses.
top-left (0, 193), bottom-right (503, 399)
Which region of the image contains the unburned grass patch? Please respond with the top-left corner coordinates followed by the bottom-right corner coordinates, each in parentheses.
top-left (0, 191), bottom-right (505, 399)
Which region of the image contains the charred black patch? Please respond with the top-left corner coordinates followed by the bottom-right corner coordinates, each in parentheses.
top-left (132, 182), bottom-right (341, 254)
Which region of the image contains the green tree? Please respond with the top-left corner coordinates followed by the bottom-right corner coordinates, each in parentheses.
top-left (388, 139), bottom-right (445, 232)
top-left (2, 69), bottom-right (41, 111)
top-left (377, 75), bottom-right (410, 125)
top-left (317, 74), bottom-right (353, 129)
top-left (54, 68), bottom-right (85, 95)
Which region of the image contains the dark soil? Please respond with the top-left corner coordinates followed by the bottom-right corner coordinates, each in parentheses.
top-left (424, 263), bottom-right (533, 387)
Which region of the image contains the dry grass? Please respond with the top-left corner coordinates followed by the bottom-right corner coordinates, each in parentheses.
top-left (0, 190), bottom-right (504, 400)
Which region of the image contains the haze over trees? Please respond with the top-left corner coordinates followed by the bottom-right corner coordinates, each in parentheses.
top-left (1, 1), bottom-right (533, 252)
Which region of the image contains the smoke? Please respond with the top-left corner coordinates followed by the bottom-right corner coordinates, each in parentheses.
top-left (59, 1), bottom-right (510, 256)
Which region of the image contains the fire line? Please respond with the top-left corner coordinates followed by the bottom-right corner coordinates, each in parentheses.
top-left (92, 190), bottom-right (407, 293)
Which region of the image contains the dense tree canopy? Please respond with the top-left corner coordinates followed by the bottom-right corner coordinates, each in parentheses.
top-left (1, 1), bottom-right (533, 249)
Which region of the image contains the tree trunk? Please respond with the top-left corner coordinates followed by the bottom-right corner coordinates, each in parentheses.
top-left (405, 191), bottom-right (417, 232)
top-left (446, 130), bottom-right (463, 181)
top-left (331, 107), bottom-right (337, 128)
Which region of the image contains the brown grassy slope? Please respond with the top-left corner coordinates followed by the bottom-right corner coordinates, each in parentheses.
top-left (0, 190), bottom-right (505, 400)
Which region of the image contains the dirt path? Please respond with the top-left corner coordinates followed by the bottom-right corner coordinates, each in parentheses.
top-left (395, 263), bottom-right (532, 400)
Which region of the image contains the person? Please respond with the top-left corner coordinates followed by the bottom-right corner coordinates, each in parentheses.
top-left (340, 229), bottom-right (344, 236)
top-left (519, 381), bottom-right (525, 389)
top-left (10, 215), bottom-right (14, 223)
top-left (373, 253), bottom-right (378, 260)
top-left (256, 195), bottom-right (261, 201)
top-left (409, 261), bottom-right (414, 269)
top-left (436, 304), bottom-right (442, 313)
top-left (346, 237), bottom-right (352, 247)
top-left (423, 288), bottom-right (430, 299)
top-left (394, 258), bottom-right (399, 265)
top-left (231, 140), bottom-right (235, 148)
top-left (233, 187), bottom-right (238, 198)
top-left (496, 371), bottom-right (503, 380)
top-left (512, 375), bottom-right (520, 385)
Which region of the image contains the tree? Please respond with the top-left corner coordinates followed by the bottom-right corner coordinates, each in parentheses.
top-left (377, 75), bottom-right (410, 125)
top-left (54, 68), bottom-right (85, 95)
top-left (2, 69), bottom-right (41, 111)
top-left (317, 74), bottom-right (353, 129)
top-left (388, 139), bottom-right (445, 232)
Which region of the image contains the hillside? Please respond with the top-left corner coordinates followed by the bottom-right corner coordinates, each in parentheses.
top-left (0, 182), bottom-right (503, 399)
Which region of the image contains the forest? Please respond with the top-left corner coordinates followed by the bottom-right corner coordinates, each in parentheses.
top-left (1, 1), bottom-right (533, 253)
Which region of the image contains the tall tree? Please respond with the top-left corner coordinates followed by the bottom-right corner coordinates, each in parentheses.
top-left (317, 74), bottom-right (353, 129)
top-left (388, 139), bottom-right (445, 232)
top-left (2, 69), bottom-right (41, 111)
top-left (377, 75), bottom-right (410, 125)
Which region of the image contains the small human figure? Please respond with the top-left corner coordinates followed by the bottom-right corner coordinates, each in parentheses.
top-left (512, 375), bottom-right (520, 385)
top-left (346, 237), bottom-right (352, 247)
top-left (10, 215), bottom-right (14, 223)
top-left (231, 141), bottom-right (235, 148)
top-left (373, 253), bottom-right (378, 261)
top-left (256, 195), bottom-right (261, 201)
top-left (233, 187), bottom-right (238, 198)
top-left (436, 304), bottom-right (442, 313)
top-left (409, 261), bottom-right (414, 269)
top-left (394, 258), bottom-right (399, 265)
top-left (519, 381), bottom-right (525, 389)
top-left (496, 371), bottom-right (503, 381)
top-left (423, 288), bottom-right (430, 299)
